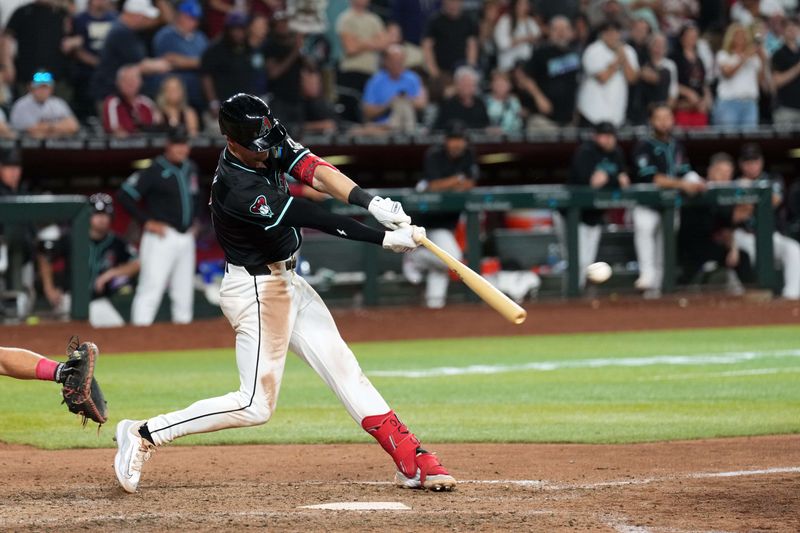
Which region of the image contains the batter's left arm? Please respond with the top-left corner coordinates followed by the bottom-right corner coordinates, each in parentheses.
top-left (291, 155), bottom-right (411, 230)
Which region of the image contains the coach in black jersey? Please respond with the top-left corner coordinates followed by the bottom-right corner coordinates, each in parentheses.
top-left (114, 93), bottom-right (457, 494)
top-left (118, 127), bottom-right (201, 326)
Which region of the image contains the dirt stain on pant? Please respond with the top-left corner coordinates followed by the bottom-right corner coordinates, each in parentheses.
top-left (257, 273), bottom-right (292, 414)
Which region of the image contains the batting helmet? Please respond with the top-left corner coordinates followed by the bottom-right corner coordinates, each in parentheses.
top-left (218, 93), bottom-right (287, 153)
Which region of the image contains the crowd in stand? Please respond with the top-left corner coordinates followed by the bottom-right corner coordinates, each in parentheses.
top-left (0, 0), bottom-right (799, 140)
top-left (3, 0), bottom-right (800, 323)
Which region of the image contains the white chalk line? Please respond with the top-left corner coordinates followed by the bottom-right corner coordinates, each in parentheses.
top-left (468, 466), bottom-right (800, 491)
top-left (331, 466), bottom-right (800, 491)
top-left (645, 366), bottom-right (800, 381)
top-left (348, 466), bottom-right (800, 491)
top-left (367, 349), bottom-right (800, 378)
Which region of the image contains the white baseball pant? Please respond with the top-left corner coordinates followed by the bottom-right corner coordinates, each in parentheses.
top-left (552, 213), bottom-right (602, 289)
top-left (144, 262), bottom-right (390, 446)
top-left (632, 206), bottom-right (664, 291)
top-left (404, 228), bottom-right (461, 308)
top-left (131, 227), bottom-right (195, 326)
top-left (733, 229), bottom-right (800, 299)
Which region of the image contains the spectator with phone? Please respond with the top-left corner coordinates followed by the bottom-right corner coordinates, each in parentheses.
top-left (713, 22), bottom-right (767, 127)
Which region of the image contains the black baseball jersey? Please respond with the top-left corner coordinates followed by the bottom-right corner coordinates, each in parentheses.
top-left (118, 155), bottom-right (200, 233)
top-left (569, 140), bottom-right (627, 226)
top-left (737, 172), bottom-right (785, 232)
top-left (40, 232), bottom-right (137, 298)
top-left (632, 135), bottom-right (692, 183)
top-left (209, 135), bottom-right (314, 266)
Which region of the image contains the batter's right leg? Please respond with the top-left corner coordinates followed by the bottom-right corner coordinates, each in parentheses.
top-left (114, 266), bottom-right (296, 493)
top-left (288, 276), bottom-right (456, 491)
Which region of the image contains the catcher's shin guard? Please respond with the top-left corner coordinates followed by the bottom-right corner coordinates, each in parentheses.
top-left (361, 411), bottom-right (420, 479)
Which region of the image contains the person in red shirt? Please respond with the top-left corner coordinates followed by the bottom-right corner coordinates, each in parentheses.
top-left (102, 64), bottom-right (161, 136)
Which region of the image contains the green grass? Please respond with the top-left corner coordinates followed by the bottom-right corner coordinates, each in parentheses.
top-left (2, 325), bottom-right (799, 449)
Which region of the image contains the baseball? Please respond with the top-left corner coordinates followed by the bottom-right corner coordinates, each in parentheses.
top-left (586, 262), bottom-right (612, 284)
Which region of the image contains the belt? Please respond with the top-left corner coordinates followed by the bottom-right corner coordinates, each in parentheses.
top-left (243, 256), bottom-right (297, 276)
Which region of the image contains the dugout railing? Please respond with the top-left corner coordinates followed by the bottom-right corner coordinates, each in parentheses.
top-left (323, 182), bottom-right (776, 304)
top-left (0, 183), bottom-right (775, 318)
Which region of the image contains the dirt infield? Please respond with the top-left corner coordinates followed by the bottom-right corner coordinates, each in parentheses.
top-left (1, 436), bottom-right (798, 531)
top-left (2, 296), bottom-right (799, 531)
top-left (3, 294), bottom-right (800, 354)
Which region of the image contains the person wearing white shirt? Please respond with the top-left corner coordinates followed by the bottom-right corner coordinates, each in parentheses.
top-left (493, 0), bottom-right (541, 71)
top-left (576, 20), bottom-right (639, 127)
top-left (713, 23), bottom-right (767, 127)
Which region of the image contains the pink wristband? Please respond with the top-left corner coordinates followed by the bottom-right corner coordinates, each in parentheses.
top-left (35, 358), bottom-right (59, 381)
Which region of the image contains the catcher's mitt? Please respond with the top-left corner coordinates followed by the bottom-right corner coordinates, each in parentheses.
top-left (60, 335), bottom-right (108, 427)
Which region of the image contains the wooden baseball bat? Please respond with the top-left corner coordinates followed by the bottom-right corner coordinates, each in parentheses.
top-left (416, 236), bottom-right (527, 324)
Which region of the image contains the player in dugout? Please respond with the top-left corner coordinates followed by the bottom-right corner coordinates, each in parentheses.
top-left (560, 121), bottom-right (630, 290)
top-left (38, 193), bottom-right (140, 327)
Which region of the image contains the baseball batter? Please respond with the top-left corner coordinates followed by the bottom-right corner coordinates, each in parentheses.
top-left (114, 93), bottom-right (456, 493)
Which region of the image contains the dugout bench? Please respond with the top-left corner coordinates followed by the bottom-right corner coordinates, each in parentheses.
top-left (323, 182), bottom-right (776, 304)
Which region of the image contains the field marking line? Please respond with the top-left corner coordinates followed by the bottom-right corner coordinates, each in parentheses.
top-left (349, 466), bottom-right (800, 491)
top-left (602, 515), bottom-right (654, 533)
top-left (645, 366), bottom-right (800, 381)
top-left (367, 349), bottom-right (800, 378)
top-left (22, 466), bottom-right (798, 495)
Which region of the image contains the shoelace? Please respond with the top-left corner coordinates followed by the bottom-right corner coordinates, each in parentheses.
top-left (131, 442), bottom-right (154, 472)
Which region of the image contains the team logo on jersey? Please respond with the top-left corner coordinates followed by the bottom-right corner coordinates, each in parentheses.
top-left (249, 195), bottom-right (274, 218)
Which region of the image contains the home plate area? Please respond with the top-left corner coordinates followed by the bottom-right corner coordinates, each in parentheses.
top-left (1, 438), bottom-right (798, 531)
top-left (299, 502), bottom-right (411, 511)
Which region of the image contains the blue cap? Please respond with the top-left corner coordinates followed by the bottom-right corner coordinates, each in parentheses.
top-left (178, 0), bottom-right (202, 19)
top-left (32, 70), bottom-right (54, 86)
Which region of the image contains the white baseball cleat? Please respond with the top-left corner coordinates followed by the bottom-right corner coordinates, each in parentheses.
top-left (113, 419), bottom-right (155, 493)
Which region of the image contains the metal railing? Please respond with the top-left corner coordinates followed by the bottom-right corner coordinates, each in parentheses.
top-left (324, 183), bottom-right (775, 303)
top-left (0, 183), bottom-right (775, 317)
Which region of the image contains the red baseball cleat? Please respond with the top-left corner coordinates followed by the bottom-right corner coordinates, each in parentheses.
top-left (394, 449), bottom-right (457, 492)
